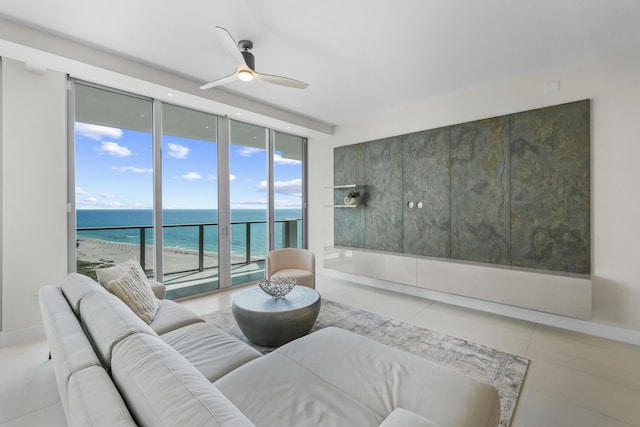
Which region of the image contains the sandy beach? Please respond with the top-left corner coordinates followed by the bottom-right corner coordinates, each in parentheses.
top-left (76, 238), bottom-right (261, 284)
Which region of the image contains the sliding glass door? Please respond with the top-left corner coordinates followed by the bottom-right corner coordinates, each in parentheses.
top-left (73, 84), bottom-right (155, 280)
top-left (273, 131), bottom-right (305, 249)
top-left (70, 81), bottom-right (307, 298)
top-left (229, 120), bottom-right (268, 286)
top-left (161, 104), bottom-right (219, 299)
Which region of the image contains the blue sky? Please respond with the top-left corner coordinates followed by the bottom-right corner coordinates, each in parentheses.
top-left (75, 123), bottom-right (302, 210)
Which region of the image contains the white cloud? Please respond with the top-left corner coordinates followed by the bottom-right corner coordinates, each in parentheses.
top-left (230, 174), bottom-right (236, 181)
top-left (232, 199), bottom-right (268, 206)
top-left (81, 197), bottom-right (98, 205)
top-left (167, 143), bottom-right (190, 159)
top-left (76, 123), bottom-right (123, 141)
top-left (181, 171), bottom-right (202, 180)
top-left (274, 199), bottom-right (303, 208)
top-left (77, 197), bottom-right (125, 208)
top-left (103, 201), bottom-right (125, 208)
top-left (100, 192), bottom-right (117, 198)
top-left (230, 198), bottom-right (300, 209)
top-left (238, 147), bottom-right (264, 157)
top-left (112, 166), bottom-right (153, 173)
top-left (274, 153), bottom-right (302, 166)
top-left (75, 186), bottom-right (87, 195)
top-left (77, 199), bottom-right (149, 209)
top-left (257, 179), bottom-right (302, 196)
top-left (96, 141), bottom-right (132, 157)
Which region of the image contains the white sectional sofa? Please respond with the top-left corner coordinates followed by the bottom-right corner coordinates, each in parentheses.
top-left (29, 273), bottom-right (499, 427)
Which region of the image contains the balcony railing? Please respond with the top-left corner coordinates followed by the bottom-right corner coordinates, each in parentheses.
top-left (77, 218), bottom-right (301, 277)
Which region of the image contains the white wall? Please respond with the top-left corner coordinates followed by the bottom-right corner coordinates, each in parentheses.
top-left (308, 46), bottom-right (640, 333)
top-left (1, 58), bottom-right (67, 343)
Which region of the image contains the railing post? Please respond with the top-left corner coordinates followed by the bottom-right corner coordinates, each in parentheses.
top-left (198, 225), bottom-right (204, 272)
top-left (139, 227), bottom-right (146, 270)
top-left (284, 219), bottom-right (298, 248)
top-left (245, 223), bottom-right (251, 265)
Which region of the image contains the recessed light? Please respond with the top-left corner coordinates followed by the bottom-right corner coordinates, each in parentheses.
top-left (167, 93), bottom-right (174, 97)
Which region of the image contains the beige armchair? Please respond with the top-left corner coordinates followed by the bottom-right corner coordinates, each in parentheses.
top-left (267, 248), bottom-right (315, 289)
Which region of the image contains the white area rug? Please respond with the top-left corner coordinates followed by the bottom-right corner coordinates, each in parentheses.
top-left (204, 299), bottom-right (529, 427)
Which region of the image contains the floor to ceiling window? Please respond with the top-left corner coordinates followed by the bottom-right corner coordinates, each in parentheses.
top-left (228, 120), bottom-right (269, 286)
top-left (69, 81), bottom-right (307, 298)
top-left (161, 104), bottom-right (219, 299)
top-left (73, 84), bottom-right (156, 279)
top-left (273, 131), bottom-right (305, 249)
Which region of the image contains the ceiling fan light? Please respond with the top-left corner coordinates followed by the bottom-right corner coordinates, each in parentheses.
top-left (238, 70), bottom-right (253, 82)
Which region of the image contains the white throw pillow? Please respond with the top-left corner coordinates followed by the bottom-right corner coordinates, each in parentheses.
top-left (96, 258), bottom-right (140, 287)
top-left (106, 261), bottom-right (160, 324)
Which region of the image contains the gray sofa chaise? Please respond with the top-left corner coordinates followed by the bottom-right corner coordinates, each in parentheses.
top-left (34, 273), bottom-right (500, 427)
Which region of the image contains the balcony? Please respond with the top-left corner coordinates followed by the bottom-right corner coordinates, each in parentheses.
top-left (76, 218), bottom-right (301, 299)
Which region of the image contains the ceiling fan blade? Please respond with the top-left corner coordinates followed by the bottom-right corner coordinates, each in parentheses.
top-left (200, 71), bottom-right (239, 90)
top-left (253, 71), bottom-right (309, 89)
top-left (215, 26), bottom-right (248, 69)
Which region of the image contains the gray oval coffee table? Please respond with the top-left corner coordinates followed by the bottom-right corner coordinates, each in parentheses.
top-left (232, 286), bottom-right (321, 347)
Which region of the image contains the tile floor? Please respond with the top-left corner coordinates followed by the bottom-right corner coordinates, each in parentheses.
top-left (2, 274), bottom-right (640, 426)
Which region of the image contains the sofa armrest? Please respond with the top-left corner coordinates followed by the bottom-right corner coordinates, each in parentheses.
top-left (379, 408), bottom-right (440, 427)
top-left (68, 366), bottom-right (137, 427)
top-left (149, 281), bottom-right (165, 299)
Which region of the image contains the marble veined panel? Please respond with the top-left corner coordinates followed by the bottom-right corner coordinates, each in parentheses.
top-left (334, 144), bottom-right (365, 248)
top-left (450, 117), bottom-right (510, 265)
top-left (364, 137), bottom-right (403, 253)
top-left (402, 128), bottom-right (451, 257)
top-left (510, 100), bottom-right (590, 274)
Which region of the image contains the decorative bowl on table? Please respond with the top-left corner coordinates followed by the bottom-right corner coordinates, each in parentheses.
top-left (258, 276), bottom-right (296, 298)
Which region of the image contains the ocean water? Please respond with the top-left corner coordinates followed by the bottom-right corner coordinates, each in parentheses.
top-left (76, 209), bottom-right (302, 257)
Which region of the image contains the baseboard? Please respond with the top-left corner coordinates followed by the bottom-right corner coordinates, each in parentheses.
top-left (0, 325), bottom-right (45, 348)
top-left (318, 268), bottom-right (640, 346)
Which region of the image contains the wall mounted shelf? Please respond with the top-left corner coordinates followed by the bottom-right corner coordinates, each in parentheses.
top-left (326, 184), bottom-right (366, 208)
top-left (324, 184), bottom-right (364, 189)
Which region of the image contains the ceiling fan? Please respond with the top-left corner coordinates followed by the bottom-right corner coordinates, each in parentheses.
top-left (200, 26), bottom-right (309, 90)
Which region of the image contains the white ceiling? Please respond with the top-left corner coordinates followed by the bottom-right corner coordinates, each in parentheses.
top-left (1, 0), bottom-right (639, 127)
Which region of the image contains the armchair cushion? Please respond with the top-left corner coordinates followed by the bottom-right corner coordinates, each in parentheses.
top-left (267, 248), bottom-right (315, 288)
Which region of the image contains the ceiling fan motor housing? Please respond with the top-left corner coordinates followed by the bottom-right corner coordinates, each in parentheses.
top-left (239, 40), bottom-right (255, 70)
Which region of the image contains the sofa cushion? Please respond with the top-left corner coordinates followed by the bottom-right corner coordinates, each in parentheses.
top-left (39, 285), bottom-right (102, 420)
top-left (111, 333), bottom-right (255, 427)
top-left (67, 366), bottom-right (136, 427)
top-left (80, 291), bottom-right (157, 367)
top-left (217, 327), bottom-right (500, 427)
top-left (216, 351), bottom-right (382, 426)
top-left (379, 409), bottom-right (440, 427)
top-left (105, 261), bottom-right (160, 324)
top-left (161, 322), bottom-right (262, 382)
top-left (284, 327), bottom-right (501, 427)
top-left (149, 299), bottom-right (204, 335)
top-left (58, 273), bottom-right (108, 316)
